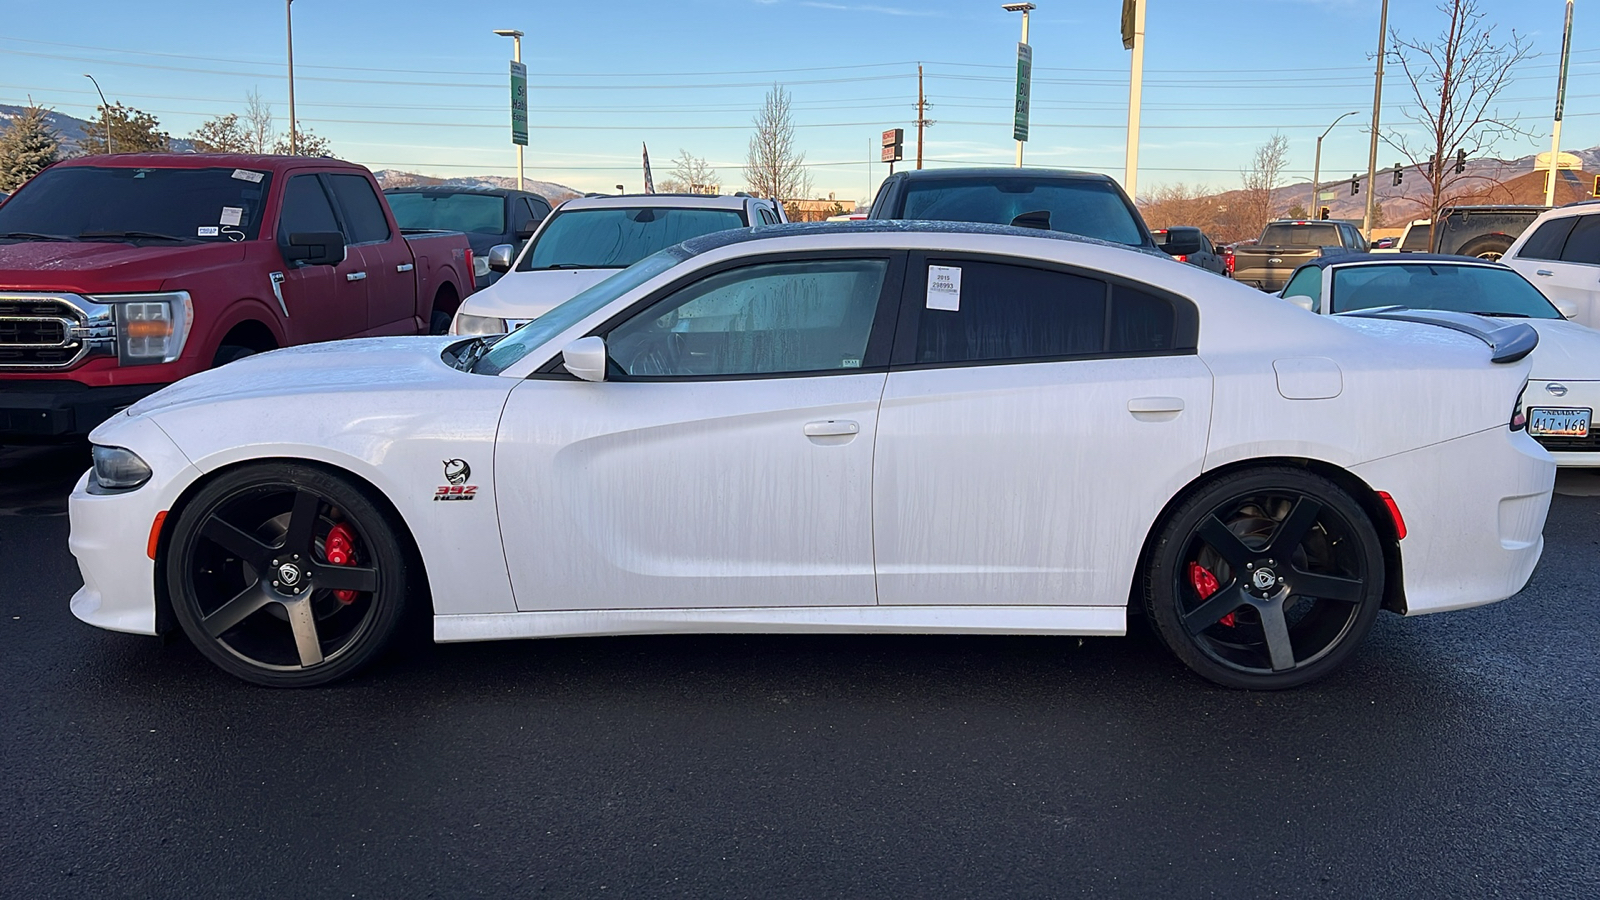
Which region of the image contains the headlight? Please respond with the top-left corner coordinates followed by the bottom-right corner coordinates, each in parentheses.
top-left (91, 445), bottom-right (153, 491)
top-left (84, 291), bottom-right (194, 365)
top-left (452, 313), bottom-right (508, 336)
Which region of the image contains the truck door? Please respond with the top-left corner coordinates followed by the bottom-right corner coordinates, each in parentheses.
top-left (275, 173), bottom-right (366, 343)
top-left (326, 173), bottom-right (416, 335)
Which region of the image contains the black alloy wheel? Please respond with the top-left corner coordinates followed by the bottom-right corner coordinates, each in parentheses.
top-left (1143, 467), bottom-right (1385, 690)
top-left (167, 463), bottom-right (411, 687)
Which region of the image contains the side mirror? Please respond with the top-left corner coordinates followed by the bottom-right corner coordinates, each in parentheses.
top-left (515, 219), bottom-right (538, 240)
top-left (1161, 226), bottom-right (1205, 256)
top-left (1556, 300), bottom-right (1579, 320)
top-left (561, 336), bottom-right (607, 382)
top-left (1284, 294), bottom-right (1317, 313)
top-left (282, 231), bottom-right (346, 267)
top-left (487, 243), bottom-right (516, 273)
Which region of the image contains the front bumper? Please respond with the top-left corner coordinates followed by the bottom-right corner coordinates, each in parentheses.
top-left (1351, 425), bottom-right (1553, 616)
top-left (1521, 379), bottom-right (1600, 467)
top-left (0, 380), bottom-right (164, 441)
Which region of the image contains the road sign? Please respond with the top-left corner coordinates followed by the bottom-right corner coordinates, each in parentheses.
top-left (510, 61), bottom-right (528, 147)
top-left (1013, 42), bottom-right (1033, 142)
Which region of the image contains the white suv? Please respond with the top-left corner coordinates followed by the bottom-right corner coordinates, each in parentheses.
top-left (1502, 203), bottom-right (1600, 327)
top-left (451, 193), bottom-right (786, 334)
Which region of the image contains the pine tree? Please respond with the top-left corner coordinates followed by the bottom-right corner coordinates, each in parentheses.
top-left (189, 113), bottom-right (252, 153)
top-left (0, 105), bottom-right (62, 192)
top-left (80, 102), bottom-right (170, 155)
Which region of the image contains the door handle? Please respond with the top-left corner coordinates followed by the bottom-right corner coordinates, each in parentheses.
top-left (1128, 397), bottom-right (1185, 414)
top-left (346, 271), bottom-right (368, 282)
top-left (396, 263), bottom-right (415, 273)
top-left (804, 420), bottom-right (860, 437)
top-left (1534, 269), bottom-right (1554, 277)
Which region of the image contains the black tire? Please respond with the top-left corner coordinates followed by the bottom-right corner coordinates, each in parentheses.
top-left (1458, 235), bottom-right (1513, 261)
top-left (429, 309), bottom-right (452, 336)
top-left (1141, 466), bottom-right (1385, 690)
top-left (212, 344), bottom-right (257, 367)
top-left (166, 462), bottom-right (411, 687)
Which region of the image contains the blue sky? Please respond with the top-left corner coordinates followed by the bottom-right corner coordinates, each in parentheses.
top-left (2, 0), bottom-right (1594, 202)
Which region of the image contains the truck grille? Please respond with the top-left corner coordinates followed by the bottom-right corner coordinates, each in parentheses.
top-left (0, 296), bottom-right (89, 368)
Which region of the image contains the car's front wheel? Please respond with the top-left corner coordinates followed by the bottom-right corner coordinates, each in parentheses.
top-left (166, 462), bottom-right (411, 687)
top-left (1142, 466), bottom-right (1385, 690)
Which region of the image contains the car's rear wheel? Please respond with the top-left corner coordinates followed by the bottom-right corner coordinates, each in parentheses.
top-left (167, 462), bottom-right (410, 687)
top-left (1142, 467), bottom-right (1385, 690)
top-left (1459, 235), bottom-right (1513, 261)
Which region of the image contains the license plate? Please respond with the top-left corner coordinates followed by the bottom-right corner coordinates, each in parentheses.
top-left (1529, 407), bottom-right (1592, 437)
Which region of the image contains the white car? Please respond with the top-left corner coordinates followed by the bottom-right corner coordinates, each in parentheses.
top-left (1280, 253), bottom-right (1600, 467)
top-left (1371, 219), bottom-right (1430, 254)
top-left (451, 193), bottom-right (787, 335)
top-left (69, 223), bottom-right (1554, 691)
top-left (1502, 202), bottom-right (1600, 329)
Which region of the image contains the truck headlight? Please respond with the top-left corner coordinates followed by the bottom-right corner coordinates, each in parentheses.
top-left (91, 445), bottom-right (153, 491)
top-left (452, 313), bottom-right (508, 336)
top-left (84, 291), bottom-right (193, 365)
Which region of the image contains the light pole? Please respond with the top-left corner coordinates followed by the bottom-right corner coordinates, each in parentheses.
top-left (1311, 111), bottom-right (1361, 217)
top-left (1362, 0), bottom-right (1389, 237)
top-left (1546, 0), bottom-right (1575, 207)
top-left (493, 29), bottom-right (526, 190)
top-left (1002, 3), bottom-right (1034, 168)
top-left (286, 0), bottom-right (298, 155)
top-left (83, 73), bottom-right (113, 155)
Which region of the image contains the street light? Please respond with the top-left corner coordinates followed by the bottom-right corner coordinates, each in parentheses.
top-left (286, 0), bottom-right (298, 155)
top-left (1310, 111), bottom-right (1361, 216)
top-left (1002, 3), bottom-right (1034, 168)
top-left (82, 73), bottom-right (112, 155)
top-left (493, 29), bottom-right (526, 190)
top-left (1363, 0), bottom-right (1390, 237)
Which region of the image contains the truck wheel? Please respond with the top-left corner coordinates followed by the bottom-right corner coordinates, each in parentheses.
top-left (430, 310), bottom-right (452, 335)
top-left (1458, 235), bottom-right (1513, 261)
top-left (213, 345), bottom-right (256, 367)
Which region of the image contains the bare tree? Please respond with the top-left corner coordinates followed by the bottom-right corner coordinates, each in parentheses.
top-left (1139, 182), bottom-right (1218, 232)
top-left (243, 89), bottom-right (275, 154)
top-left (272, 126), bottom-right (333, 157)
top-left (660, 149), bottom-right (720, 194)
top-left (1238, 133), bottom-right (1291, 236)
top-left (743, 84), bottom-right (811, 214)
top-left (1383, 0), bottom-right (1534, 249)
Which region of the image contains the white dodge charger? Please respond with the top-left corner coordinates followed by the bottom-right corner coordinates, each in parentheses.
top-left (68, 223), bottom-right (1556, 690)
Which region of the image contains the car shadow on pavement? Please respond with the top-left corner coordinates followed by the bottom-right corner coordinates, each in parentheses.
top-left (0, 444), bottom-right (87, 517)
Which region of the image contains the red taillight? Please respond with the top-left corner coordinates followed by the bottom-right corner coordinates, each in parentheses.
top-left (1225, 255), bottom-right (1236, 275)
top-left (1377, 491), bottom-right (1407, 541)
top-left (463, 247), bottom-right (474, 279)
top-left (1176, 254), bottom-right (1188, 263)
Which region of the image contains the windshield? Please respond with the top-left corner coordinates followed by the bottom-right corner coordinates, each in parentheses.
top-left (1259, 223), bottom-right (1341, 247)
top-left (896, 178), bottom-right (1146, 246)
top-left (0, 165), bottom-right (272, 242)
top-left (518, 207), bottom-right (746, 271)
top-left (386, 191), bottom-right (505, 234)
top-left (476, 247), bottom-right (690, 376)
top-left (1331, 263), bottom-right (1561, 318)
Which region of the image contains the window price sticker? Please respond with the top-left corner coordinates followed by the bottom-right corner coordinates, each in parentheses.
top-left (926, 265), bottom-right (962, 311)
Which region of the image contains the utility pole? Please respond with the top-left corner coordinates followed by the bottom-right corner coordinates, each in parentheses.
top-left (915, 63), bottom-right (929, 170)
top-left (494, 29), bottom-right (527, 190)
top-left (1124, 0), bottom-right (1147, 201)
top-left (1362, 0), bottom-right (1388, 238)
top-left (286, 0), bottom-right (298, 155)
top-left (1547, 0), bottom-right (1575, 207)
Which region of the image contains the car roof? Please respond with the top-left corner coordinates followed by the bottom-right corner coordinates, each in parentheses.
top-left (1303, 252), bottom-right (1511, 270)
top-left (558, 193), bottom-right (761, 211)
top-left (679, 219), bottom-right (1165, 257)
top-left (889, 166), bottom-right (1114, 183)
top-left (52, 153), bottom-right (364, 173)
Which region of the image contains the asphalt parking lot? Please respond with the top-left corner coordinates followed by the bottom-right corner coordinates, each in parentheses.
top-left (2, 445), bottom-right (1598, 898)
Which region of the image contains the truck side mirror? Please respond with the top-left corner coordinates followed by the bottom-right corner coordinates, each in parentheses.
top-left (486, 243), bottom-right (515, 274)
top-left (515, 219), bottom-right (538, 240)
top-left (282, 231), bottom-right (346, 267)
top-left (1161, 226), bottom-right (1205, 256)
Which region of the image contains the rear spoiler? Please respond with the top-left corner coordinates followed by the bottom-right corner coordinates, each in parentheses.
top-left (1338, 307), bottom-right (1539, 364)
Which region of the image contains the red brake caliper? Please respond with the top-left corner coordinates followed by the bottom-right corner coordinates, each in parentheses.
top-left (324, 523), bottom-right (359, 605)
top-left (1187, 562), bottom-right (1235, 627)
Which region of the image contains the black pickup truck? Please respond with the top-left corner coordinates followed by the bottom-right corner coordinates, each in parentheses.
top-left (1232, 219), bottom-right (1369, 292)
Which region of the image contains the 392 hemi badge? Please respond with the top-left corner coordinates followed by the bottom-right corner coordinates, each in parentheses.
top-left (435, 458), bottom-right (478, 501)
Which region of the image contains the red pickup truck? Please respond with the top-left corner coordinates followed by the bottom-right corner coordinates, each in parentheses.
top-left (0, 153), bottom-right (473, 440)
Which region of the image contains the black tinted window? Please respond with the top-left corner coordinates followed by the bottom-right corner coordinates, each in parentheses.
top-left (898, 179), bottom-right (1146, 246)
top-left (0, 165), bottom-right (271, 242)
top-left (328, 174), bottom-right (391, 244)
top-left (1260, 223), bottom-right (1342, 247)
top-left (1400, 223), bottom-right (1433, 251)
top-left (1110, 285), bottom-right (1178, 352)
top-left (278, 175), bottom-right (340, 239)
top-left (1561, 215), bottom-right (1600, 265)
top-left (915, 260), bottom-right (1106, 364)
top-left (1519, 217), bottom-right (1577, 261)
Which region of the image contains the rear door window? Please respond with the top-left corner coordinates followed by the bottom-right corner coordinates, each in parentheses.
top-left (1517, 216), bottom-right (1578, 261)
top-left (1559, 215), bottom-right (1600, 265)
top-left (327, 174), bottom-right (392, 245)
top-left (913, 260), bottom-right (1106, 364)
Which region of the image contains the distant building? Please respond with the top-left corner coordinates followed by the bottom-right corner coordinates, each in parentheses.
top-left (783, 192), bottom-right (858, 222)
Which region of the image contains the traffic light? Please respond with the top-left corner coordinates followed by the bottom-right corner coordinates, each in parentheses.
top-left (1393, 164), bottom-right (1404, 186)
top-left (1350, 174), bottom-right (1360, 196)
top-left (1455, 149), bottom-right (1467, 174)
top-left (1319, 206), bottom-right (1330, 220)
